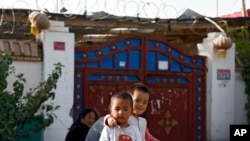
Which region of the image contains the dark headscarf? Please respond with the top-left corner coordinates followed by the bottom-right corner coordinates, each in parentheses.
top-left (70, 108), bottom-right (98, 130)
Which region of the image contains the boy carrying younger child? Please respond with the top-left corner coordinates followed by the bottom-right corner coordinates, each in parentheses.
top-left (99, 91), bottom-right (142, 141)
top-left (104, 83), bottom-right (159, 141)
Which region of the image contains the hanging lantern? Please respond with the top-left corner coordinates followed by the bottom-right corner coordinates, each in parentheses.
top-left (28, 11), bottom-right (50, 36)
top-left (213, 35), bottom-right (233, 58)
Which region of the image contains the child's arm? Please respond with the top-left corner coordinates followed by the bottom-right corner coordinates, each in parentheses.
top-left (145, 127), bottom-right (160, 141)
top-left (134, 126), bottom-right (143, 141)
top-left (103, 114), bottom-right (117, 127)
top-left (99, 126), bottom-right (110, 141)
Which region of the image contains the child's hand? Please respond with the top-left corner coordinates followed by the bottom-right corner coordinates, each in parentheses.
top-left (107, 117), bottom-right (117, 127)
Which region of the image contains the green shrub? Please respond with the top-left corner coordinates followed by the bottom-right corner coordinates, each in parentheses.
top-left (0, 53), bottom-right (63, 141)
top-left (228, 27), bottom-right (250, 124)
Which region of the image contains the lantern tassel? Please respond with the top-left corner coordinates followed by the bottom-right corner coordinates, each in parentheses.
top-left (30, 26), bottom-right (39, 36)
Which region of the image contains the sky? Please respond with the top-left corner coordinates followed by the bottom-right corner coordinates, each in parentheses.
top-left (1, 0), bottom-right (249, 18)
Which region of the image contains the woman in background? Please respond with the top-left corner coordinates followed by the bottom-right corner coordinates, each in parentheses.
top-left (65, 108), bottom-right (98, 141)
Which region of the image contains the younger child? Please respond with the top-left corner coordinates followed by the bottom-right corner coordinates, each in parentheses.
top-left (104, 83), bottom-right (159, 141)
top-left (99, 91), bottom-right (142, 141)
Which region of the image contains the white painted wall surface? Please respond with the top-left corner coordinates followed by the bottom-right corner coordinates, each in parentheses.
top-left (234, 72), bottom-right (247, 125)
top-left (198, 32), bottom-right (247, 141)
top-left (41, 30), bottom-right (74, 141)
top-left (6, 61), bottom-right (42, 94)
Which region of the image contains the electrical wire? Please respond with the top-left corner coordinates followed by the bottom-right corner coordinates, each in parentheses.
top-left (189, 19), bottom-right (209, 36)
top-left (219, 20), bottom-right (229, 33)
top-left (204, 17), bottom-right (225, 33)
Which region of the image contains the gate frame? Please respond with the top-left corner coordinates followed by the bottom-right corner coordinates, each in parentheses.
top-left (74, 34), bottom-right (207, 141)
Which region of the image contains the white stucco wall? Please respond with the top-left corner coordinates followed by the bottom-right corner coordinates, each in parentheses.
top-left (41, 29), bottom-right (74, 141)
top-left (198, 32), bottom-right (247, 141)
top-left (234, 72), bottom-right (247, 124)
top-left (6, 61), bottom-right (42, 93)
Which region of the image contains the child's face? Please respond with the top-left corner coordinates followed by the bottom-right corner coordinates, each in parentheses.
top-left (110, 98), bottom-right (132, 126)
top-left (132, 90), bottom-right (149, 116)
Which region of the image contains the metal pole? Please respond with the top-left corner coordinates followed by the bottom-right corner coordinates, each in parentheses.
top-left (216, 0), bottom-right (218, 17)
top-left (242, 0), bottom-right (246, 17)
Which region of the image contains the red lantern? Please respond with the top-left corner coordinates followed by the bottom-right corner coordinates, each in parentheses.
top-left (213, 35), bottom-right (233, 58)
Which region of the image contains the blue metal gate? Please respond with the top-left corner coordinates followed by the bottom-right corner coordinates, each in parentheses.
top-left (74, 35), bottom-right (207, 141)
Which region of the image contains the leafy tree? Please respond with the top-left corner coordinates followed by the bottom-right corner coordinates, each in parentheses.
top-left (0, 53), bottom-right (63, 141)
top-left (227, 27), bottom-right (250, 124)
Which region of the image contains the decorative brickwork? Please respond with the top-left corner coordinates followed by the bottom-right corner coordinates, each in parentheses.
top-left (0, 40), bottom-right (42, 61)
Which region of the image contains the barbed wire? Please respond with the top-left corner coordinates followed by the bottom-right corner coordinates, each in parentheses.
top-left (0, 0), bottom-right (230, 35)
top-left (1, 0), bottom-right (183, 19)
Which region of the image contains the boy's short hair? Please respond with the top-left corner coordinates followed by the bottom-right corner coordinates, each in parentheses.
top-left (127, 83), bottom-right (150, 95)
top-left (110, 91), bottom-right (133, 107)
